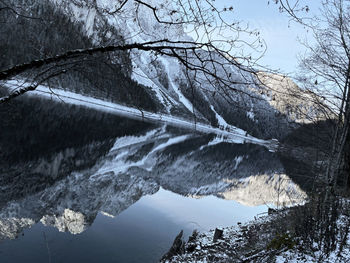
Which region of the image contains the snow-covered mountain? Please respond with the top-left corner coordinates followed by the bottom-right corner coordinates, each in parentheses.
top-left (1, 0), bottom-right (325, 141)
top-left (43, 0), bottom-right (310, 140)
top-left (257, 72), bottom-right (327, 123)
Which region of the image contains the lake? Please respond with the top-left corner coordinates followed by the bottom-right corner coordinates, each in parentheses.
top-left (0, 98), bottom-right (307, 262)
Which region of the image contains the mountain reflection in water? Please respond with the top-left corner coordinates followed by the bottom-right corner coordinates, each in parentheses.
top-left (0, 126), bottom-right (306, 263)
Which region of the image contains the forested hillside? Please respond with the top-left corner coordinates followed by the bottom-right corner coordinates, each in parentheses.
top-left (0, 0), bottom-right (324, 141)
top-left (0, 0), bottom-right (158, 111)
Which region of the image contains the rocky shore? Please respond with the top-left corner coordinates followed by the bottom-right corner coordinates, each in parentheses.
top-left (161, 204), bottom-right (350, 263)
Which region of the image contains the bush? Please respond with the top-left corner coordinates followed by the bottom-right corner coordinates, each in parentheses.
top-left (267, 233), bottom-right (296, 250)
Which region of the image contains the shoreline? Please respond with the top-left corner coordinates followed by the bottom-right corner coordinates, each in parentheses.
top-left (161, 202), bottom-right (350, 263)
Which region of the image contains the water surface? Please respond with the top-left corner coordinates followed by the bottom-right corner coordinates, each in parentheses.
top-left (0, 102), bottom-right (307, 262)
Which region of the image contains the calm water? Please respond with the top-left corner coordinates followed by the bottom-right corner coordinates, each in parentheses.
top-left (0, 189), bottom-right (268, 263)
top-left (0, 101), bottom-right (307, 262)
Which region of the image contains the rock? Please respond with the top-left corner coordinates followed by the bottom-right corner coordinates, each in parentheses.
top-left (213, 228), bottom-right (223, 242)
top-left (161, 230), bottom-right (185, 261)
top-left (268, 208), bottom-right (277, 215)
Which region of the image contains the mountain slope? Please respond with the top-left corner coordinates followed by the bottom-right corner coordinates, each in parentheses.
top-left (0, 0), bottom-right (321, 140)
top-left (56, 0), bottom-right (294, 139)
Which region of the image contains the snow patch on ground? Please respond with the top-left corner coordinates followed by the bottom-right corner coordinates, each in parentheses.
top-left (246, 108), bottom-right (256, 122)
top-left (233, 156), bottom-right (244, 170)
top-left (130, 51), bottom-right (179, 112)
top-left (163, 209), bottom-right (350, 263)
top-left (209, 105), bottom-right (246, 136)
top-left (158, 56), bottom-right (195, 114)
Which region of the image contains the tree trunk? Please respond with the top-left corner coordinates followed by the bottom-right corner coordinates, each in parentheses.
top-left (345, 131), bottom-right (350, 191)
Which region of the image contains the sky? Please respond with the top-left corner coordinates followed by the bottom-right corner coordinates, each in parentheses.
top-left (212, 0), bottom-right (322, 74)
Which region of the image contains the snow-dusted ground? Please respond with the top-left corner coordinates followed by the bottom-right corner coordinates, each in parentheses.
top-left (162, 211), bottom-right (350, 263)
top-left (4, 81), bottom-right (278, 151)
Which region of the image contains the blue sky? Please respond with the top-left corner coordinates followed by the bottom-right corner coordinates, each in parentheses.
top-left (213, 0), bottom-right (321, 74)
